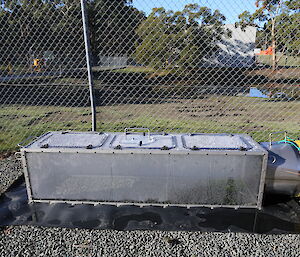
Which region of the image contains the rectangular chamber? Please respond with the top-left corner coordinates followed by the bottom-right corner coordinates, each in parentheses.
top-left (20, 131), bottom-right (267, 209)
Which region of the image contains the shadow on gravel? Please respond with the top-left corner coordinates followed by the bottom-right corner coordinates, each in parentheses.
top-left (0, 176), bottom-right (299, 234)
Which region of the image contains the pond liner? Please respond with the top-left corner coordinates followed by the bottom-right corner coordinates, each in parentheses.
top-left (0, 176), bottom-right (299, 234)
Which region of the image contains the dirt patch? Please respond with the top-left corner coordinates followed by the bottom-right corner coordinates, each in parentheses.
top-left (248, 68), bottom-right (300, 80)
top-left (0, 152), bottom-right (14, 160)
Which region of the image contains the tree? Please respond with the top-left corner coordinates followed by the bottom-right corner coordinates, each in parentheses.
top-left (0, 0), bottom-right (145, 69)
top-left (236, 0), bottom-right (300, 70)
top-left (0, 0), bottom-right (85, 69)
top-left (134, 4), bottom-right (230, 69)
top-left (87, 0), bottom-right (145, 60)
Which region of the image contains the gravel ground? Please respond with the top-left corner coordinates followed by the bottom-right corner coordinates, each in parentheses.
top-left (0, 157), bottom-right (300, 257)
top-left (0, 156), bottom-right (22, 195)
top-left (0, 226), bottom-right (300, 257)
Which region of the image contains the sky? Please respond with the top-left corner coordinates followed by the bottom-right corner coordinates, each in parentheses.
top-left (131, 0), bottom-right (257, 24)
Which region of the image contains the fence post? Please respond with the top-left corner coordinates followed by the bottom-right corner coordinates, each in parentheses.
top-left (81, 0), bottom-right (96, 131)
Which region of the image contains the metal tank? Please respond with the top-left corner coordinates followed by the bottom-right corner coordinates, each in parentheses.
top-left (19, 129), bottom-right (268, 209)
top-left (260, 132), bottom-right (300, 196)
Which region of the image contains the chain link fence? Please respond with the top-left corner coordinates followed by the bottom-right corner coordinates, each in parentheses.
top-left (0, 0), bottom-right (92, 152)
top-left (0, 0), bottom-right (299, 153)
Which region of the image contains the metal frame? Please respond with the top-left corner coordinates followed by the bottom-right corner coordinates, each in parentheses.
top-left (29, 199), bottom-right (263, 210)
top-left (258, 150), bottom-right (268, 207)
top-left (22, 146), bottom-right (267, 210)
top-left (22, 147), bottom-right (266, 155)
top-left (20, 151), bottom-right (34, 204)
top-left (20, 133), bottom-right (268, 209)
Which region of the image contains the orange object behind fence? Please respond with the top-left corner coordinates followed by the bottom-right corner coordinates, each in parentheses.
top-left (258, 46), bottom-right (273, 55)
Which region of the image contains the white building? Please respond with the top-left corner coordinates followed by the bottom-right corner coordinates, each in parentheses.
top-left (201, 24), bottom-right (257, 68)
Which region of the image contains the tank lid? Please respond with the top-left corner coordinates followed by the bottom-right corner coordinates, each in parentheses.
top-left (37, 132), bottom-right (108, 148)
top-left (182, 134), bottom-right (252, 150)
top-left (110, 134), bottom-right (176, 149)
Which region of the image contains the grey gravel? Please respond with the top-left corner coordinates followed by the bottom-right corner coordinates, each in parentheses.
top-left (0, 226), bottom-right (300, 257)
top-left (0, 156), bottom-right (22, 194)
top-left (0, 158), bottom-right (300, 257)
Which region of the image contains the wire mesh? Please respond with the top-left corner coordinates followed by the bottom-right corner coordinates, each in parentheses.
top-left (0, 0), bottom-right (91, 152)
top-left (91, 0), bottom-right (300, 142)
top-left (0, 0), bottom-right (299, 153)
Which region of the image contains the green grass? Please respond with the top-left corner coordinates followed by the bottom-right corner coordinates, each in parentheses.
top-left (112, 66), bottom-right (156, 74)
top-left (96, 116), bottom-right (299, 142)
top-left (0, 64), bottom-right (29, 75)
top-left (0, 95), bottom-right (299, 153)
top-left (257, 55), bottom-right (300, 67)
top-left (112, 66), bottom-right (172, 76)
top-left (51, 78), bottom-right (88, 85)
top-left (0, 105), bottom-right (92, 152)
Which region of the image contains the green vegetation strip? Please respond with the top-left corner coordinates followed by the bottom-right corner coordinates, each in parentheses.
top-left (1, 95), bottom-right (299, 152)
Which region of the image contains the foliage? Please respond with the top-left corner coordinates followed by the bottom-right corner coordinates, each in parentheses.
top-left (134, 4), bottom-right (230, 69)
top-left (0, 0), bottom-right (145, 66)
top-left (236, 0), bottom-right (300, 63)
top-left (87, 0), bottom-right (145, 60)
top-left (0, 0), bottom-right (85, 66)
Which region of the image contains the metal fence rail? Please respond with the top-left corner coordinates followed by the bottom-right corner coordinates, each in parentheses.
top-left (0, 0), bottom-right (299, 152)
